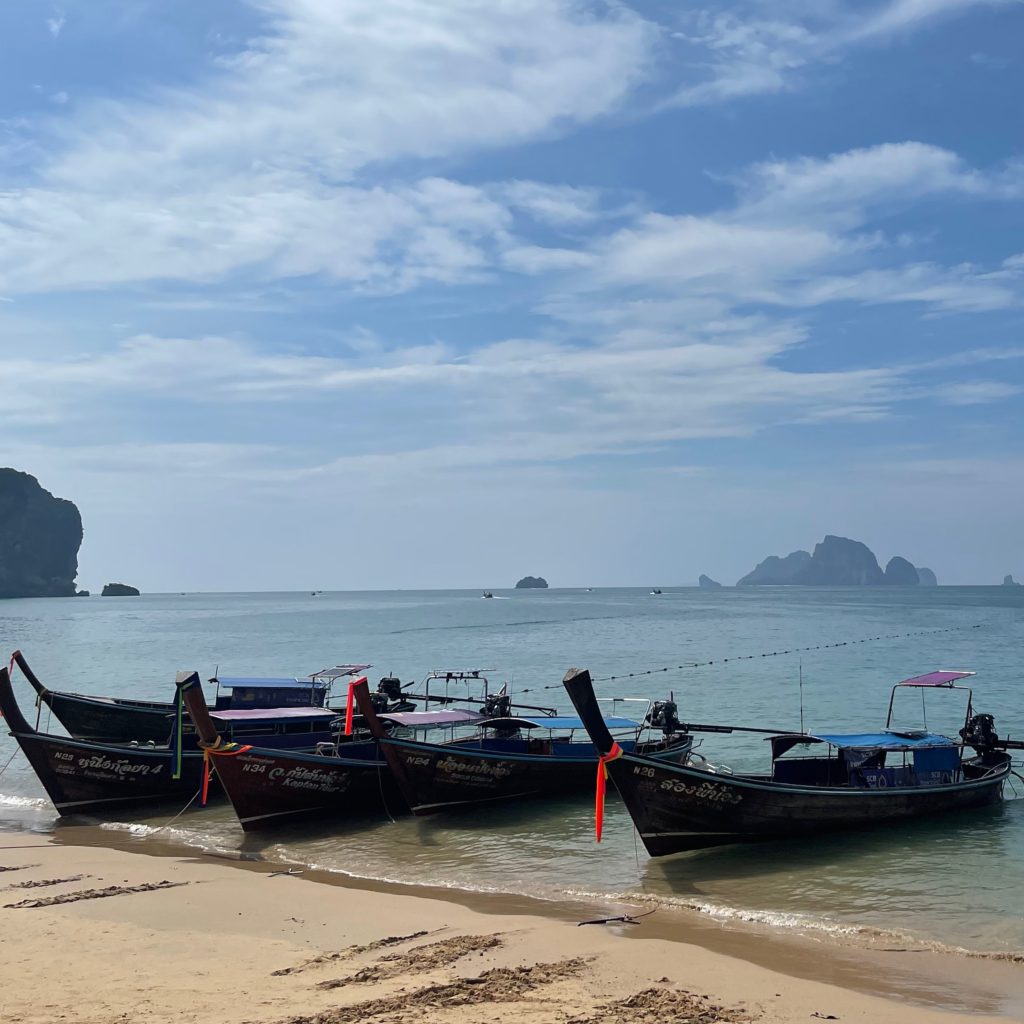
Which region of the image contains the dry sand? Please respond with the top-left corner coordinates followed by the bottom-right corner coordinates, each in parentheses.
top-left (0, 831), bottom-right (1021, 1024)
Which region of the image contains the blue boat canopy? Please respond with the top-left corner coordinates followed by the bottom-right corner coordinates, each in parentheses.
top-left (479, 715), bottom-right (640, 731)
top-left (803, 731), bottom-right (957, 751)
top-left (213, 677), bottom-right (326, 690)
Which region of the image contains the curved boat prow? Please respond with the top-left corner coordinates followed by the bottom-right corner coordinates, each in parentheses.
top-left (562, 667), bottom-right (615, 755)
top-left (0, 665), bottom-right (36, 735)
top-left (9, 650), bottom-right (48, 699)
top-left (176, 671), bottom-right (220, 748)
top-left (351, 678), bottom-right (387, 740)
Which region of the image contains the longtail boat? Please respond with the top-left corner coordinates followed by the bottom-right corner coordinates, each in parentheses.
top-left (0, 665), bottom-right (213, 814)
top-left (12, 653), bottom-right (535, 748)
top-left (353, 679), bottom-right (693, 814)
top-left (8, 650), bottom-right (397, 747)
top-left (563, 667), bottom-right (1017, 855)
top-left (176, 672), bottom-right (488, 830)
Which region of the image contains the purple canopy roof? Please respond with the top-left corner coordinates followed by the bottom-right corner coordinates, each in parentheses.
top-left (211, 707), bottom-right (338, 721)
top-left (380, 709), bottom-right (484, 728)
top-left (897, 670), bottom-right (975, 688)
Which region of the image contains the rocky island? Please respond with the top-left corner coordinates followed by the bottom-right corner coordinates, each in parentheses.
top-left (1003, 575), bottom-right (1021, 587)
top-left (514, 576), bottom-right (548, 589)
top-left (0, 469), bottom-right (83, 598)
top-left (738, 535), bottom-right (936, 586)
top-left (698, 574), bottom-right (722, 588)
top-left (102, 583), bottom-right (141, 597)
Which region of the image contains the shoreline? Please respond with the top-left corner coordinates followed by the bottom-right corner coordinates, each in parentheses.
top-left (2, 826), bottom-right (1021, 1022)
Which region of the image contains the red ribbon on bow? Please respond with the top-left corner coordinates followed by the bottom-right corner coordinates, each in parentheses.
top-left (595, 741), bottom-right (623, 842)
top-left (343, 676), bottom-right (367, 736)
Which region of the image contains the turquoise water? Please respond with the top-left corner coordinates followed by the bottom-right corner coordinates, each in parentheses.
top-left (2, 586), bottom-right (1023, 951)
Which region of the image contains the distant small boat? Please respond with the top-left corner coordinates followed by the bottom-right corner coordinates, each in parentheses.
top-left (482, 591), bottom-right (494, 599)
top-left (650, 588), bottom-right (662, 595)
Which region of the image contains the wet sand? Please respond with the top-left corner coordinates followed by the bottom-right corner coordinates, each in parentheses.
top-left (1, 831), bottom-right (1022, 1024)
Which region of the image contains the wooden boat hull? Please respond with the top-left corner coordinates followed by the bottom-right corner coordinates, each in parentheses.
top-left (10, 731), bottom-right (210, 815)
top-left (382, 736), bottom-right (692, 815)
top-left (606, 753), bottom-right (1010, 855)
top-left (209, 743), bottom-right (401, 832)
top-left (39, 690), bottom-right (177, 744)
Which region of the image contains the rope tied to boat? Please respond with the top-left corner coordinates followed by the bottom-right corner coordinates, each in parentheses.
top-left (197, 737), bottom-right (253, 806)
top-left (595, 741), bottom-right (623, 842)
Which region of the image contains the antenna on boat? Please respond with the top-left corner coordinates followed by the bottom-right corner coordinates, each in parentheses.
top-left (798, 659), bottom-right (805, 734)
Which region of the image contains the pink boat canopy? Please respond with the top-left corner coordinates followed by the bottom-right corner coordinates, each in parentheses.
top-left (896, 670), bottom-right (976, 688)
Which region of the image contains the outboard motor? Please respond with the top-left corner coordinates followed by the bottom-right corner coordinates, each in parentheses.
top-left (482, 693), bottom-right (512, 719)
top-left (647, 699), bottom-right (681, 736)
top-left (960, 712), bottom-right (999, 752)
top-left (377, 676), bottom-right (403, 702)
top-left (368, 691), bottom-right (390, 714)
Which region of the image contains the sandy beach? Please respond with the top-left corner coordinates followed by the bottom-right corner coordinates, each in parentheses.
top-left (1, 831), bottom-right (1021, 1024)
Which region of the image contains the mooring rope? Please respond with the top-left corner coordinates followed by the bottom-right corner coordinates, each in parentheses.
top-left (517, 623), bottom-right (984, 692)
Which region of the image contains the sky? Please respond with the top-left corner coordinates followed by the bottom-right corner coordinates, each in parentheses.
top-left (1, 0), bottom-right (1022, 590)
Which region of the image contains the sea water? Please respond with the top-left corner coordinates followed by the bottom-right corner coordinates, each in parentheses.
top-left (1, 586), bottom-right (1023, 953)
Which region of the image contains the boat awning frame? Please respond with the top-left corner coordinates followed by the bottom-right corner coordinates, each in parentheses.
top-left (211, 677), bottom-right (327, 690)
top-left (896, 670), bottom-right (975, 688)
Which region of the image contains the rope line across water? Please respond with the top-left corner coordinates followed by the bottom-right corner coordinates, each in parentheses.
top-left (518, 623), bottom-right (984, 692)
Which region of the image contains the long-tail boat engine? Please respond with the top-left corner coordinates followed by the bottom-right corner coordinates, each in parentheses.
top-left (376, 676), bottom-right (415, 712)
top-left (482, 692), bottom-right (512, 719)
top-left (960, 712), bottom-right (999, 752)
top-left (647, 699), bottom-right (682, 736)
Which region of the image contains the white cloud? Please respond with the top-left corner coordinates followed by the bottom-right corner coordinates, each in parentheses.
top-left (47, 13), bottom-right (65, 37)
top-left (933, 380), bottom-right (1022, 404)
top-left (0, 1), bottom-right (656, 294)
top-left (665, 1), bottom-right (1019, 107)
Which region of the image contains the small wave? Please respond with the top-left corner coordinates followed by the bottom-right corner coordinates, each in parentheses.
top-left (389, 614), bottom-right (625, 635)
top-left (97, 820), bottom-right (238, 857)
top-left (0, 793), bottom-right (49, 808)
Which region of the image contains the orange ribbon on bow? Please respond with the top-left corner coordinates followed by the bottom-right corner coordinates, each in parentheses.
top-left (595, 741), bottom-right (623, 842)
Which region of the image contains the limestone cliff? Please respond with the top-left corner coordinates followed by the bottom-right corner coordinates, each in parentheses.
top-left (101, 582), bottom-right (141, 597)
top-left (737, 550), bottom-right (812, 586)
top-left (0, 469), bottom-right (82, 598)
top-left (883, 556), bottom-right (920, 586)
top-left (738, 536), bottom-right (930, 587)
top-left (514, 576), bottom-right (548, 589)
top-left (698, 574), bottom-right (722, 588)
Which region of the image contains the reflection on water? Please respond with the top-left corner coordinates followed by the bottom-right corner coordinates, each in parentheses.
top-left (2, 586), bottom-right (1024, 951)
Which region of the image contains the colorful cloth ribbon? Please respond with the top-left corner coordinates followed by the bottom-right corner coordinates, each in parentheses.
top-left (343, 676), bottom-right (368, 735)
top-left (595, 741), bottom-right (623, 842)
top-left (199, 740), bottom-right (252, 806)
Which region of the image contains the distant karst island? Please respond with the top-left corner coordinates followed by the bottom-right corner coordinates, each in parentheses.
top-left (515, 576), bottom-right (548, 589)
top-left (737, 535), bottom-right (937, 587)
top-left (698, 574), bottom-right (722, 589)
top-left (1004, 575), bottom-right (1022, 587)
top-left (0, 469), bottom-right (82, 598)
top-left (101, 583), bottom-right (141, 597)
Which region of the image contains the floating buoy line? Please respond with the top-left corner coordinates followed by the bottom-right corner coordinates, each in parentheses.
top-left (517, 623), bottom-right (985, 692)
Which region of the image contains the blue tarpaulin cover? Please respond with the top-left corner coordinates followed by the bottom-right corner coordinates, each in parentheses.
top-left (810, 731), bottom-right (957, 751)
